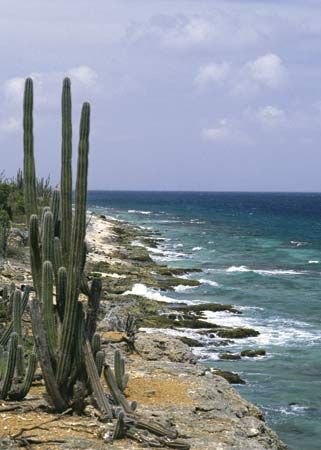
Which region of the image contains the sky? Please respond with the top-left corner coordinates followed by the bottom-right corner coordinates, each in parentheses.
top-left (1, 0), bottom-right (321, 191)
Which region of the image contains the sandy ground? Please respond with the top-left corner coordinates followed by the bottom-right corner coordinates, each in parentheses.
top-left (86, 213), bottom-right (116, 263)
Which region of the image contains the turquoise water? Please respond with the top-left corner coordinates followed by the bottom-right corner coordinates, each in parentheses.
top-left (88, 191), bottom-right (321, 450)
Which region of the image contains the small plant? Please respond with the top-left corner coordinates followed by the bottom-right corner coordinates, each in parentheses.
top-left (0, 210), bottom-right (10, 258)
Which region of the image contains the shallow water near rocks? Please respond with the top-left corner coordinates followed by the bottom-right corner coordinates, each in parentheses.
top-left (89, 191), bottom-right (321, 450)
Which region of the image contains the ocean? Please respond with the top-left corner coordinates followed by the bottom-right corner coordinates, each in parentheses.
top-left (88, 191), bottom-right (321, 450)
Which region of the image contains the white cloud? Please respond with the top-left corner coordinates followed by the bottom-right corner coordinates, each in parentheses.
top-left (256, 105), bottom-right (287, 127)
top-left (68, 65), bottom-right (98, 85)
top-left (128, 15), bottom-right (216, 49)
top-left (4, 77), bottom-right (25, 102)
top-left (194, 53), bottom-right (286, 96)
top-left (246, 53), bottom-right (285, 88)
top-left (227, 53), bottom-right (286, 96)
top-left (194, 62), bottom-right (230, 88)
top-left (201, 119), bottom-right (229, 141)
top-left (164, 18), bottom-right (212, 48)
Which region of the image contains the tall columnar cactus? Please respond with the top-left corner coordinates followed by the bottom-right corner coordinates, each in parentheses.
top-left (23, 78), bottom-right (38, 222)
top-left (60, 77), bottom-right (72, 265)
top-left (23, 78), bottom-right (111, 417)
top-left (56, 102), bottom-right (90, 388)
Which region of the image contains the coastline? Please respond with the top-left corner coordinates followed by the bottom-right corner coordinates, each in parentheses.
top-left (0, 212), bottom-right (287, 449)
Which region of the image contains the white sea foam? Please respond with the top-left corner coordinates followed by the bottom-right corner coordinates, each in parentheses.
top-left (154, 220), bottom-right (181, 224)
top-left (128, 210), bottom-right (152, 215)
top-left (174, 284), bottom-right (198, 292)
top-left (190, 219), bottom-right (205, 224)
top-left (202, 310), bottom-right (321, 347)
top-left (173, 243), bottom-right (183, 248)
top-left (290, 240), bottom-right (308, 247)
top-left (225, 266), bottom-right (305, 276)
top-left (123, 283), bottom-right (188, 303)
top-left (199, 279), bottom-right (220, 287)
top-left (151, 249), bottom-right (190, 262)
top-left (308, 260), bottom-right (320, 264)
top-left (238, 305), bottom-right (264, 312)
top-left (265, 404), bottom-right (312, 417)
top-left (192, 246), bottom-right (203, 251)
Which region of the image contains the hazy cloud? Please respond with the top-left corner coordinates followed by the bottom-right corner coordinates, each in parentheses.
top-left (201, 119), bottom-right (229, 141)
top-left (246, 54), bottom-right (285, 88)
top-left (68, 66), bottom-right (98, 85)
top-left (256, 105), bottom-right (287, 128)
top-left (194, 62), bottom-right (230, 88)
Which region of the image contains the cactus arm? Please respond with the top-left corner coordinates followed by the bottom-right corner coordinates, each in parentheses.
top-left (30, 298), bottom-right (68, 411)
top-left (9, 352), bottom-right (37, 401)
top-left (42, 261), bottom-right (57, 365)
top-left (86, 278), bottom-right (102, 342)
top-left (0, 332), bottom-right (18, 399)
top-left (103, 364), bottom-right (133, 414)
top-left (95, 350), bottom-right (104, 377)
top-left (56, 266), bottom-right (67, 321)
top-left (42, 211), bottom-right (54, 264)
top-left (53, 237), bottom-right (63, 285)
top-left (83, 338), bottom-right (113, 420)
top-left (29, 215), bottom-right (42, 297)
top-left (0, 350), bottom-right (8, 381)
top-left (12, 290), bottom-right (22, 342)
top-left (114, 350), bottom-right (128, 392)
top-left (57, 103), bottom-right (90, 386)
top-left (23, 78), bottom-right (38, 222)
top-left (50, 189), bottom-right (60, 237)
top-left (15, 344), bottom-right (25, 378)
top-left (91, 333), bottom-right (101, 355)
top-left (135, 420), bottom-right (178, 439)
top-left (0, 286), bottom-right (31, 347)
top-left (112, 411), bottom-right (126, 440)
top-left (158, 439), bottom-right (191, 450)
top-left (60, 77), bottom-right (73, 265)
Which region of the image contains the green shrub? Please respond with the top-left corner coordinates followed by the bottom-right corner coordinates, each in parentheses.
top-left (0, 210), bottom-right (10, 257)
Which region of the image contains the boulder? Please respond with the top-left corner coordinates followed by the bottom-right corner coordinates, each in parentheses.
top-left (135, 332), bottom-right (197, 364)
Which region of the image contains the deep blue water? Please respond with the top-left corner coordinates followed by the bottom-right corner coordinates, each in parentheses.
top-left (88, 191), bottom-right (321, 450)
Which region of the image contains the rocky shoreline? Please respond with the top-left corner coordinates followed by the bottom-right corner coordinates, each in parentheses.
top-left (0, 213), bottom-right (287, 449)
